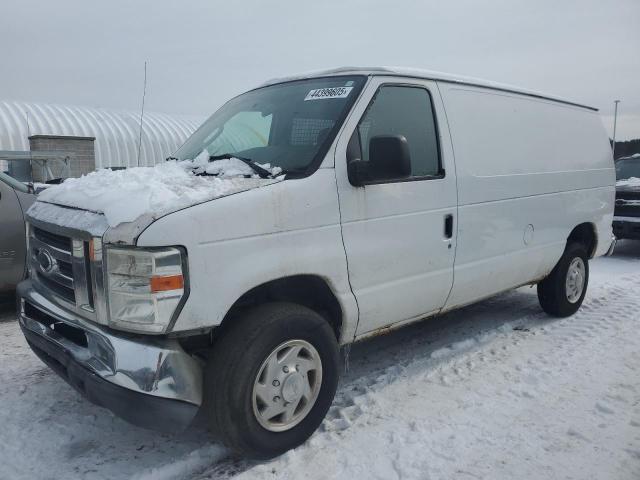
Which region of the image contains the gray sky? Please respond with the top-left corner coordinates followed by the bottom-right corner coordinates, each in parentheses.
top-left (2, 0), bottom-right (639, 139)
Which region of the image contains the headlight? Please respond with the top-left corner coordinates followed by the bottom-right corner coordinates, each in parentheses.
top-left (106, 246), bottom-right (186, 334)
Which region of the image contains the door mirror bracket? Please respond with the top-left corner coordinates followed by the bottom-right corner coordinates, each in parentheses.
top-left (347, 159), bottom-right (369, 187)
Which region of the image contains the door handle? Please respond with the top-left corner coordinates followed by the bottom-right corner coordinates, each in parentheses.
top-left (444, 214), bottom-right (454, 239)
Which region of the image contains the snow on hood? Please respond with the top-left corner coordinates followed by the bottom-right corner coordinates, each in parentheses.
top-left (616, 176), bottom-right (640, 188)
top-left (35, 158), bottom-right (283, 228)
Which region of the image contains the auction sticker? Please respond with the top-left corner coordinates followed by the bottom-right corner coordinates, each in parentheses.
top-left (304, 86), bottom-right (353, 101)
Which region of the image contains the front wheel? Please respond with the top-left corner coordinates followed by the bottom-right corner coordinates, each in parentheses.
top-left (204, 303), bottom-right (340, 459)
top-left (537, 243), bottom-right (589, 317)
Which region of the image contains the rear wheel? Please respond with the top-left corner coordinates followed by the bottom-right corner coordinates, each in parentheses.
top-left (537, 243), bottom-right (589, 317)
top-left (204, 302), bottom-right (340, 459)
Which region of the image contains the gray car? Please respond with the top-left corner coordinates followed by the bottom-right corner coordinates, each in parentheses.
top-left (0, 171), bottom-right (36, 293)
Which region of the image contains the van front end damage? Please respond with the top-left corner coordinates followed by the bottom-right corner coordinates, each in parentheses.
top-left (17, 281), bottom-right (202, 432)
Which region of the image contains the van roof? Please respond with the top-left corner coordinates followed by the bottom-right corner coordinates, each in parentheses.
top-left (261, 66), bottom-right (598, 112)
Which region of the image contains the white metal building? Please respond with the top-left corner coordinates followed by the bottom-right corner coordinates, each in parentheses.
top-left (0, 100), bottom-right (204, 171)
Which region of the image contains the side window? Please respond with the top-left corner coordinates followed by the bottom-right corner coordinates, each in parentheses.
top-left (357, 86), bottom-right (441, 179)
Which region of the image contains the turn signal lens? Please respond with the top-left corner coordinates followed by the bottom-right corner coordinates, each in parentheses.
top-left (150, 274), bottom-right (184, 293)
top-left (88, 238), bottom-right (103, 261)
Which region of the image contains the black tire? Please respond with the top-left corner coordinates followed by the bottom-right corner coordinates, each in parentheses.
top-left (537, 243), bottom-right (589, 317)
top-left (204, 302), bottom-right (340, 459)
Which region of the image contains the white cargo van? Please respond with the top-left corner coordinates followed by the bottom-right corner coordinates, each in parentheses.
top-left (17, 67), bottom-right (615, 458)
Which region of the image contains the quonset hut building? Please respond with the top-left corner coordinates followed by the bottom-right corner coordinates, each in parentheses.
top-left (0, 100), bottom-right (204, 182)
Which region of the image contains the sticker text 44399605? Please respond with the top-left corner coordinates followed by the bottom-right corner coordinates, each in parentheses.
top-left (304, 86), bottom-right (353, 101)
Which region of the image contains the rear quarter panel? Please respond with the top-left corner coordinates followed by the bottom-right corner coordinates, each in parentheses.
top-left (437, 82), bottom-right (614, 308)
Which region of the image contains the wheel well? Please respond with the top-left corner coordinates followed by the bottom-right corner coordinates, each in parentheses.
top-left (220, 275), bottom-right (343, 340)
top-left (567, 223), bottom-right (597, 258)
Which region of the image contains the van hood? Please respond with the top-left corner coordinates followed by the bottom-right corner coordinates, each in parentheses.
top-left (28, 160), bottom-right (283, 244)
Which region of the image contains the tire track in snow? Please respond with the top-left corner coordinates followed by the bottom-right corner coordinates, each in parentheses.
top-left (316, 272), bottom-right (640, 439)
top-left (440, 276), bottom-right (639, 402)
top-left (228, 269), bottom-right (640, 479)
top-left (3, 257), bottom-right (638, 480)
top-left (198, 271), bottom-right (640, 479)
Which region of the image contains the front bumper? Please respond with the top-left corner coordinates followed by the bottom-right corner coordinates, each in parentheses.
top-left (17, 280), bottom-right (203, 432)
top-left (613, 216), bottom-right (640, 240)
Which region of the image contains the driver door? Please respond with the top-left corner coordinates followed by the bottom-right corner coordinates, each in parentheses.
top-left (334, 77), bottom-right (457, 336)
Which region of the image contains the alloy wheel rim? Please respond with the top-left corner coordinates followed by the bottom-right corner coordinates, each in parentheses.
top-left (565, 257), bottom-right (586, 303)
top-left (252, 339), bottom-right (322, 432)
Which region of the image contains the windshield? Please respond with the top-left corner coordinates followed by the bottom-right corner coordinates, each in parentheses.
top-left (174, 76), bottom-right (366, 175)
top-left (0, 170), bottom-right (30, 193)
top-left (615, 158), bottom-right (640, 181)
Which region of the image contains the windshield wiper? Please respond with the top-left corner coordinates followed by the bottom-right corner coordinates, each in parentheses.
top-left (208, 153), bottom-right (276, 179)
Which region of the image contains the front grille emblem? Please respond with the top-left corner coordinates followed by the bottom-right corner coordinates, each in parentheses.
top-left (37, 248), bottom-right (56, 274)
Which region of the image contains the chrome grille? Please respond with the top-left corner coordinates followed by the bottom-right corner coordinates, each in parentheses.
top-left (25, 202), bottom-right (110, 326)
top-left (33, 227), bottom-right (71, 251)
top-left (29, 225), bottom-right (95, 313)
top-left (31, 227), bottom-right (76, 303)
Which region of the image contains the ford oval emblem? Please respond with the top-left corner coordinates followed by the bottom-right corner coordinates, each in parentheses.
top-left (37, 249), bottom-right (56, 273)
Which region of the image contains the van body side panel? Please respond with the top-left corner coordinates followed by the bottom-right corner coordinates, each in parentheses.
top-left (438, 82), bottom-right (615, 308)
top-left (334, 77), bottom-right (458, 336)
top-left (136, 168), bottom-right (359, 341)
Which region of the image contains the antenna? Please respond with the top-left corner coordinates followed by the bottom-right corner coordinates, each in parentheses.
top-left (136, 61), bottom-right (148, 167)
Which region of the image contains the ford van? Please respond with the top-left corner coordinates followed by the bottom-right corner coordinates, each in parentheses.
top-left (17, 67), bottom-right (615, 458)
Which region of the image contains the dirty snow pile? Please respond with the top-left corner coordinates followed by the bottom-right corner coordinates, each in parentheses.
top-left (617, 176), bottom-right (640, 188)
top-left (37, 156), bottom-right (282, 228)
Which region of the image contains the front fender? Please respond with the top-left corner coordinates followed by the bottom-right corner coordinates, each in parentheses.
top-left (136, 170), bottom-right (358, 342)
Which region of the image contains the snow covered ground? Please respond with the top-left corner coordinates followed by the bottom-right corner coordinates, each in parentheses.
top-left (1, 242), bottom-right (639, 480)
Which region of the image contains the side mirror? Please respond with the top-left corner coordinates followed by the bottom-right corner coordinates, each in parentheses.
top-left (368, 135), bottom-right (411, 181)
top-left (346, 133), bottom-right (412, 186)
